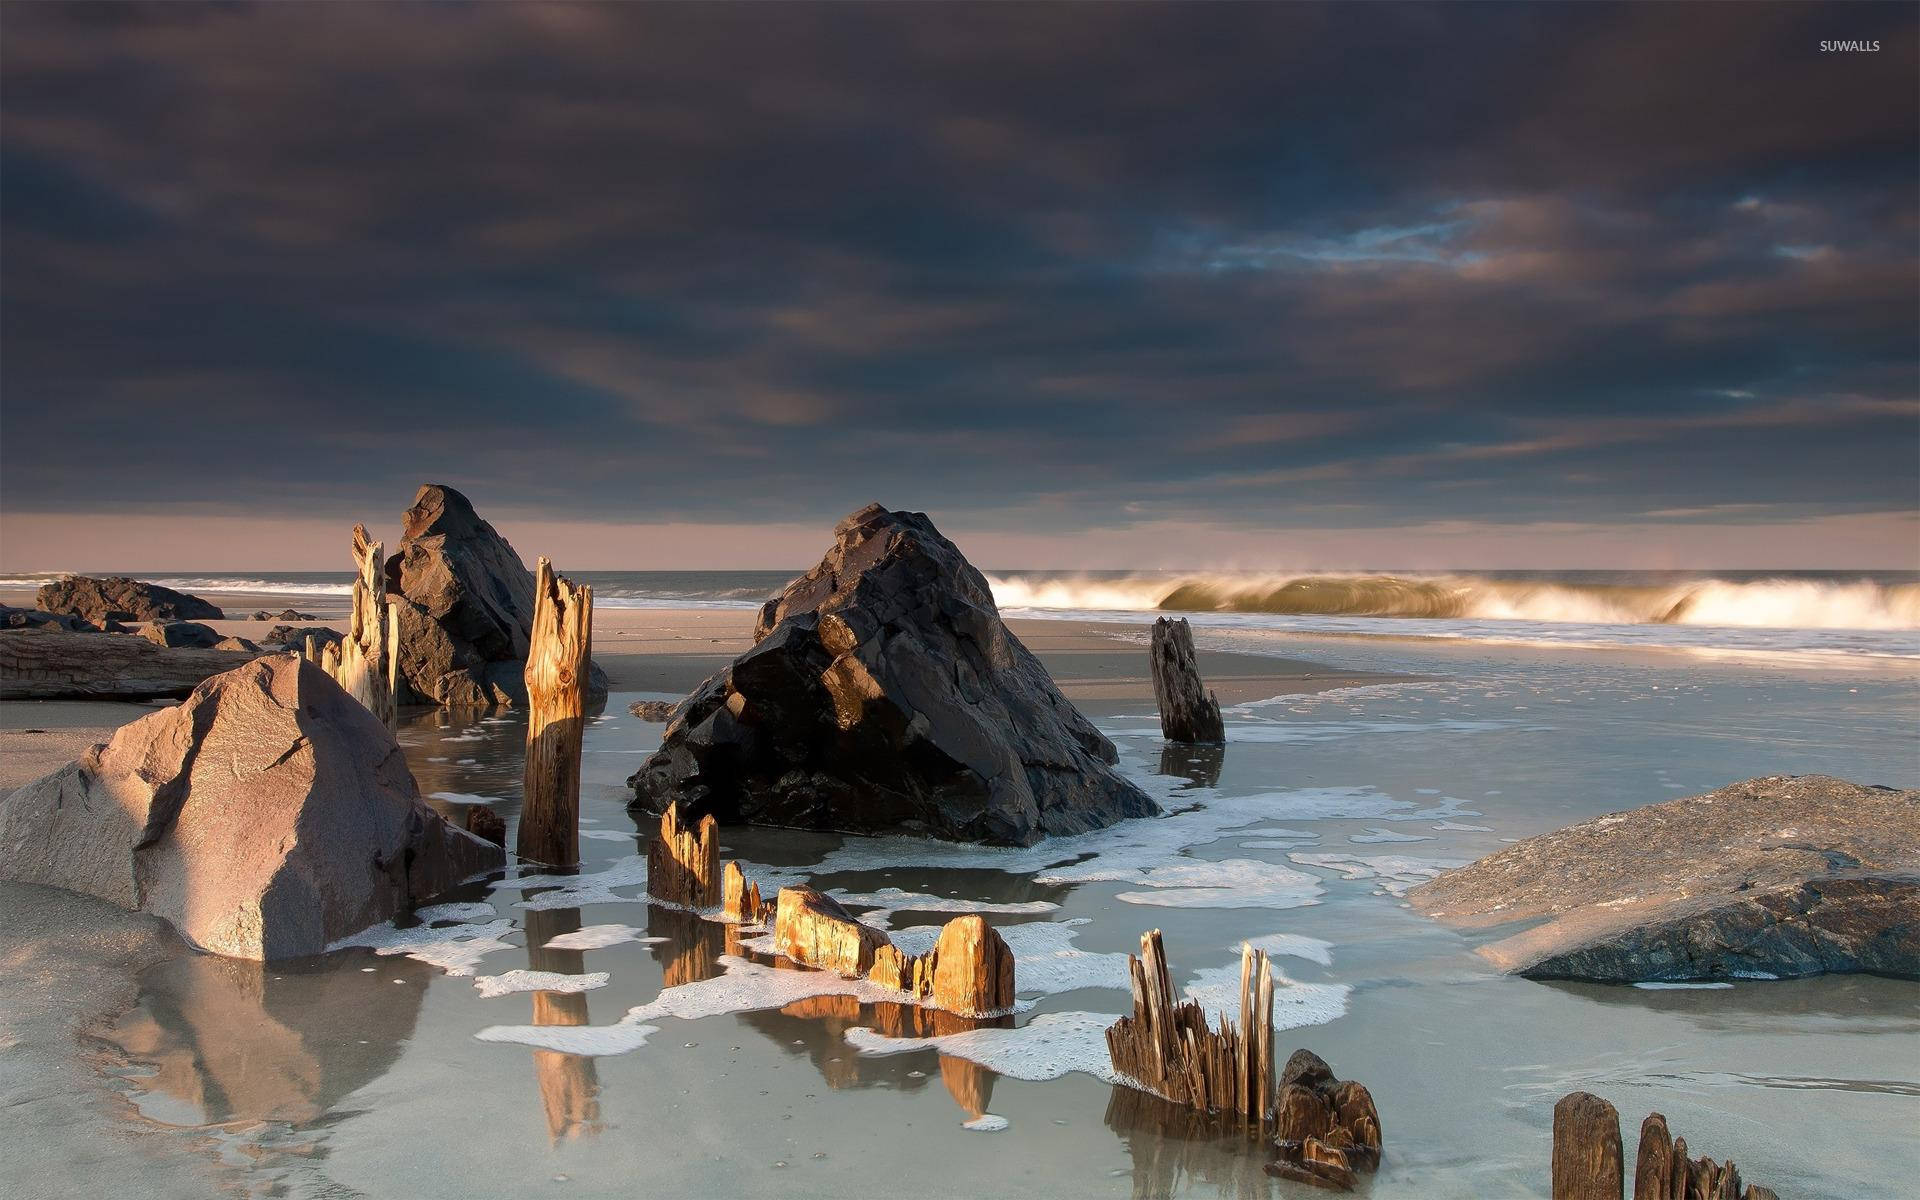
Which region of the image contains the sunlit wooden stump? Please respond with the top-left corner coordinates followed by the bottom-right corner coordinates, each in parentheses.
top-left (648, 802), bottom-right (719, 908)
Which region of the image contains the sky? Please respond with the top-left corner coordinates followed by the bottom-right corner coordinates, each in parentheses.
top-left (2, 2), bottom-right (1916, 571)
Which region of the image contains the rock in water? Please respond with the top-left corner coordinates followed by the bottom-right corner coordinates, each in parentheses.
top-left (629, 503), bottom-right (1157, 845)
top-left (1412, 775), bottom-right (1920, 981)
top-left (36, 576), bottom-right (224, 623)
top-left (1149, 616), bottom-right (1224, 744)
top-left (0, 655), bottom-right (502, 959)
top-left (384, 483), bottom-right (607, 709)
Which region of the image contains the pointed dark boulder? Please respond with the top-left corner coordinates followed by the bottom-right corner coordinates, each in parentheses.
top-left (629, 503), bottom-right (1158, 846)
top-left (383, 483), bottom-right (607, 709)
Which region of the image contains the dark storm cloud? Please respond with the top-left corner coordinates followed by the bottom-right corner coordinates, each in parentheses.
top-left (2, 1), bottom-right (1915, 542)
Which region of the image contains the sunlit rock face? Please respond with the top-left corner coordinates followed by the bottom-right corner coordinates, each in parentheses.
top-left (629, 503), bottom-right (1158, 846)
top-left (0, 655), bottom-right (502, 959)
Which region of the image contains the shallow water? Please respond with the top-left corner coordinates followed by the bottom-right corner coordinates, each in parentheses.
top-left (88, 630), bottom-right (1919, 1199)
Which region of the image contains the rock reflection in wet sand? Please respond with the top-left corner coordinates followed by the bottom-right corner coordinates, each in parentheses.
top-left (99, 950), bottom-right (431, 1128)
top-left (524, 902), bottom-right (603, 1143)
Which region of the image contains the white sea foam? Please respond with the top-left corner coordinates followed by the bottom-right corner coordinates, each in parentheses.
top-left (1113, 858), bottom-right (1323, 909)
top-left (414, 902), bottom-right (500, 924)
top-left (1243, 932), bottom-right (1335, 966)
top-left (1433, 821), bottom-right (1493, 832)
top-left (579, 829), bottom-right (640, 842)
top-left (1633, 981), bottom-right (1735, 991)
top-left (1181, 962), bottom-right (1349, 1031)
top-left (473, 970), bottom-right (610, 998)
top-left (826, 887), bottom-right (1058, 930)
top-left (844, 1011), bottom-right (1126, 1084)
top-left (428, 792), bottom-right (504, 806)
top-left (961, 1114), bottom-right (1010, 1132)
top-left (1288, 852), bottom-right (1467, 897)
top-left (542, 924), bottom-right (665, 951)
top-left (328, 919), bottom-right (518, 976)
top-left (493, 855), bottom-right (651, 910)
top-left (1348, 827), bottom-right (1435, 844)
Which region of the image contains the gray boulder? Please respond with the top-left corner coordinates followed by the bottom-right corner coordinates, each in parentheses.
top-left (1412, 775), bottom-right (1919, 982)
top-left (143, 621), bottom-right (223, 649)
top-left (0, 654), bottom-right (502, 959)
top-left (384, 483), bottom-right (606, 709)
top-left (628, 503), bottom-right (1158, 846)
top-left (1, 604), bottom-right (90, 632)
top-left (36, 576), bottom-right (223, 622)
top-left (263, 624), bottom-right (342, 652)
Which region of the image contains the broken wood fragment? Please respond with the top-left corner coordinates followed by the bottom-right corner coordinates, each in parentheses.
top-left (773, 885), bottom-right (889, 978)
top-left (866, 915), bottom-right (1015, 1017)
top-left (464, 804), bottom-right (506, 847)
top-left (1552, 1091), bottom-right (1623, 1200)
top-left (1105, 932), bottom-right (1274, 1132)
top-left (1149, 616), bottom-right (1224, 744)
top-left (648, 802), bottom-right (720, 908)
top-left (1266, 1047), bottom-right (1380, 1189)
top-left (516, 557), bottom-right (591, 867)
top-left (720, 859), bottom-right (767, 922)
top-left (329, 524), bottom-right (394, 726)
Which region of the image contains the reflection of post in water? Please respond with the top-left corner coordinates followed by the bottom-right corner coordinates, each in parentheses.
top-left (1104, 1085), bottom-right (1272, 1200)
top-left (1158, 741), bottom-right (1225, 788)
top-left (646, 903), bottom-right (727, 988)
top-left (523, 903), bottom-right (602, 1143)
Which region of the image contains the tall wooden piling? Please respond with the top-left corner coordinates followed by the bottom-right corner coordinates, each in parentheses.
top-left (517, 557), bottom-right (591, 867)
top-left (1150, 617), bottom-right (1225, 744)
top-left (1552, 1091), bottom-right (1624, 1200)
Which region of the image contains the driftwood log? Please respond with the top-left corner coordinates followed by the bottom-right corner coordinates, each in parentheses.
top-left (1106, 931), bottom-right (1274, 1129)
top-left (1150, 617), bottom-right (1224, 744)
top-left (1266, 1048), bottom-right (1382, 1190)
top-left (516, 558), bottom-right (592, 867)
top-left (1554, 1096), bottom-right (1780, 1200)
top-left (0, 628), bottom-right (261, 700)
top-left (649, 803), bottom-right (720, 909)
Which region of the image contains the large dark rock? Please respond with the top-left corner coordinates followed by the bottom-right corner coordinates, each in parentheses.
top-left (36, 576), bottom-right (223, 623)
top-left (1412, 775), bottom-right (1919, 981)
top-left (1, 605), bottom-right (90, 632)
top-left (384, 483), bottom-right (607, 709)
top-left (263, 624), bottom-right (342, 652)
top-left (628, 503), bottom-right (1158, 845)
top-left (0, 655), bottom-right (502, 959)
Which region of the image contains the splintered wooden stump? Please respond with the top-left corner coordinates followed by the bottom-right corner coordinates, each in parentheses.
top-left (1266, 1048), bottom-right (1382, 1192)
top-left (1630, 1111), bottom-right (1773, 1200)
top-left (1553, 1091), bottom-right (1624, 1200)
top-left (331, 524), bottom-right (394, 725)
top-left (721, 859), bottom-right (767, 922)
top-left (648, 802), bottom-right (720, 908)
top-left (773, 886), bottom-right (889, 978)
top-left (1105, 932), bottom-right (1275, 1133)
top-left (517, 557), bottom-right (591, 867)
top-left (868, 915), bottom-right (1015, 1017)
top-left (1150, 617), bottom-right (1225, 744)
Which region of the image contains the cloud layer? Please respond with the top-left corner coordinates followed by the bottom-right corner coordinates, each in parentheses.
top-left (3, 3), bottom-right (1915, 564)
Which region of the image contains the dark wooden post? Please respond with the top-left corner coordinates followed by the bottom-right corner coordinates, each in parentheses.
top-left (516, 558), bottom-right (591, 867)
top-left (1552, 1091), bottom-right (1624, 1200)
top-left (1150, 616), bottom-right (1225, 743)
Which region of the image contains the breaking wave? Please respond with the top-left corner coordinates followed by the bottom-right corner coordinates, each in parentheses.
top-left (987, 573), bottom-right (1920, 631)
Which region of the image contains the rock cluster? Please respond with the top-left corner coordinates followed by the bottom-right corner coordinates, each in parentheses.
top-left (0, 655), bottom-right (502, 959)
top-left (630, 503), bottom-right (1157, 846)
top-left (36, 576), bottom-right (223, 623)
top-left (1267, 1050), bottom-right (1382, 1191)
top-left (143, 621), bottom-right (222, 649)
top-left (264, 625), bottom-right (342, 653)
top-left (383, 484), bottom-right (607, 710)
top-left (1412, 775), bottom-right (1920, 981)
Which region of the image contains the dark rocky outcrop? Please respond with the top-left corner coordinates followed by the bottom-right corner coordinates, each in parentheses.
top-left (383, 483), bottom-right (606, 709)
top-left (143, 621), bottom-right (223, 649)
top-left (0, 628), bottom-right (262, 700)
top-left (0, 655), bottom-right (502, 959)
top-left (36, 576), bottom-right (223, 623)
top-left (628, 699), bottom-right (678, 722)
top-left (628, 503), bottom-right (1157, 846)
top-left (263, 624), bottom-right (342, 652)
top-left (1413, 775), bottom-right (1919, 981)
top-left (1, 605), bottom-right (91, 632)
top-left (253, 608), bottom-right (314, 622)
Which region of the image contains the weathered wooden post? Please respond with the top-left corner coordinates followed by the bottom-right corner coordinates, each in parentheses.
top-left (1552, 1091), bottom-right (1623, 1200)
top-left (648, 803), bottom-right (720, 908)
top-left (331, 524), bottom-right (394, 726)
top-left (517, 557), bottom-right (591, 867)
top-left (1150, 616), bottom-right (1224, 744)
